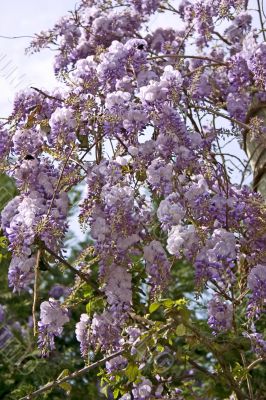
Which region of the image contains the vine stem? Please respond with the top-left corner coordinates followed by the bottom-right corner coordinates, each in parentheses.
top-left (0, 34), bottom-right (34, 39)
top-left (44, 245), bottom-right (99, 291)
top-left (32, 249), bottom-right (41, 336)
top-left (19, 349), bottom-right (125, 400)
top-left (247, 357), bottom-right (265, 372)
top-left (257, 0), bottom-right (266, 41)
top-left (45, 145), bottom-right (74, 219)
top-left (30, 86), bottom-right (64, 102)
top-left (193, 106), bottom-right (250, 130)
top-left (148, 53), bottom-right (228, 66)
top-left (240, 351), bottom-right (254, 400)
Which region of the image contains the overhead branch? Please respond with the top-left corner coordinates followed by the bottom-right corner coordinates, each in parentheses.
top-left (19, 349), bottom-right (125, 400)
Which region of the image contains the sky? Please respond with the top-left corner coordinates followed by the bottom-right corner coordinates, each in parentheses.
top-left (0, 0), bottom-right (77, 116)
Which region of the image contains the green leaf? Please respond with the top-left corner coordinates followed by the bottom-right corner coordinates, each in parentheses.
top-left (163, 299), bottom-right (174, 308)
top-left (125, 363), bottom-right (139, 382)
top-left (176, 324), bottom-right (186, 336)
top-left (57, 369), bottom-right (69, 380)
top-left (113, 388), bottom-right (120, 399)
top-left (59, 382), bottom-right (72, 394)
top-left (0, 174), bottom-right (17, 212)
top-left (101, 384), bottom-right (109, 397)
top-left (174, 298), bottom-right (188, 307)
top-left (149, 302), bottom-right (160, 313)
top-left (232, 362), bottom-right (247, 380)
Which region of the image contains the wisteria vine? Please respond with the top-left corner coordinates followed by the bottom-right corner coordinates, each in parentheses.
top-left (0, 0), bottom-right (266, 399)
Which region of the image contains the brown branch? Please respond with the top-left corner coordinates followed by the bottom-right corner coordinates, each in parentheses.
top-left (44, 245), bottom-right (98, 291)
top-left (213, 30), bottom-right (232, 46)
top-left (188, 359), bottom-right (217, 381)
top-left (30, 86), bottom-right (64, 102)
top-left (247, 357), bottom-right (265, 372)
top-left (19, 349), bottom-right (125, 400)
top-left (45, 146), bottom-right (74, 219)
top-left (0, 35), bottom-right (34, 39)
top-left (240, 351), bottom-right (254, 400)
top-left (80, 131), bottom-right (107, 161)
top-left (193, 106), bottom-right (250, 130)
top-left (148, 54), bottom-right (228, 66)
top-left (32, 249), bottom-right (41, 336)
top-left (257, 0), bottom-right (266, 41)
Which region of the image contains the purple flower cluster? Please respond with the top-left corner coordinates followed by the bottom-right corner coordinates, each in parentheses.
top-left (38, 298), bottom-right (69, 356)
top-left (144, 240), bottom-right (171, 293)
top-left (0, 126), bottom-right (10, 160)
top-left (75, 313), bottom-right (90, 358)
top-left (207, 296), bottom-right (233, 333)
top-left (132, 378), bottom-right (153, 399)
top-left (1, 158), bottom-right (68, 291)
top-left (12, 128), bottom-right (44, 158)
top-left (247, 264), bottom-right (266, 319)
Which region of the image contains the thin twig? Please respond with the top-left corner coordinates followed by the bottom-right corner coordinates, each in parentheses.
top-left (45, 146), bottom-right (74, 219)
top-left (209, 280), bottom-right (233, 302)
top-left (148, 54), bottom-right (228, 66)
top-left (214, 152), bottom-right (246, 169)
top-left (257, 0), bottom-right (266, 40)
top-left (194, 106), bottom-right (250, 130)
top-left (240, 144), bottom-right (261, 187)
top-left (32, 249), bottom-right (41, 336)
top-left (44, 245), bottom-right (98, 290)
top-left (0, 35), bottom-right (34, 39)
top-left (213, 30), bottom-right (231, 46)
top-left (240, 351), bottom-right (254, 400)
top-left (19, 349), bottom-right (125, 400)
top-left (247, 357), bottom-right (265, 372)
top-left (188, 359), bottom-right (217, 381)
top-left (80, 131), bottom-right (107, 161)
top-left (69, 157), bottom-right (88, 173)
top-left (30, 86), bottom-right (64, 102)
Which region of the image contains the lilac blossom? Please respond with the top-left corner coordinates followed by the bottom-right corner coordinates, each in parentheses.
top-left (0, 127), bottom-right (10, 159)
top-left (1, 0), bottom-right (266, 395)
top-left (105, 355), bottom-right (128, 374)
top-left (147, 158), bottom-right (173, 195)
top-left (104, 265), bottom-right (132, 309)
top-left (249, 43), bottom-right (266, 90)
top-left (144, 240), bottom-right (171, 293)
top-left (75, 313), bottom-right (90, 357)
top-left (167, 224), bottom-right (198, 260)
top-left (207, 296), bottom-right (233, 333)
top-left (38, 298), bottom-right (69, 356)
top-left (49, 284), bottom-right (68, 299)
top-left (157, 193), bottom-right (185, 230)
top-left (132, 378), bottom-right (153, 399)
top-left (247, 264), bottom-right (266, 319)
top-left (49, 107), bottom-right (77, 145)
top-left (243, 330), bottom-right (266, 357)
top-left (0, 305), bottom-right (5, 323)
top-left (90, 310), bottom-right (123, 350)
top-left (12, 128), bottom-right (44, 157)
top-left (195, 228), bottom-right (236, 285)
top-left (8, 254), bottom-right (36, 292)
